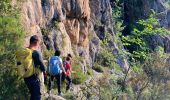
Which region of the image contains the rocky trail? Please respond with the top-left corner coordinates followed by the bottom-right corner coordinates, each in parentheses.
top-left (42, 70), bottom-right (104, 100)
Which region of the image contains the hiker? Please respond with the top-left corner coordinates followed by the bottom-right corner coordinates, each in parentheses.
top-left (62, 53), bottom-right (72, 82)
top-left (48, 49), bottom-right (66, 96)
top-left (67, 53), bottom-right (72, 64)
top-left (67, 53), bottom-right (72, 59)
top-left (62, 53), bottom-right (72, 71)
top-left (16, 35), bottom-right (46, 100)
top-left (62, 56), bottom-right (72, 91)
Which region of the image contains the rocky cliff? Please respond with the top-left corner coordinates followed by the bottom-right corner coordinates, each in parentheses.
top-left (4, 0), bottom-right (170, 99)
top-left (124, 0), bottom-right (170, 27)
top-left (20, 0), bottom-right (128, 70)
top-left (123, 0), bottom-right (170, 52)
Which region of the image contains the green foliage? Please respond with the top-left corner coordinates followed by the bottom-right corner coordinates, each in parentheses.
top-left (74, 73), bottom-right (132, 100)
top-left (129, 52), bottom-right (170, 99)
top-left (112, 3), bottom-right (170, 99)
top-left (73, 56), bottom-right (84, 63)
top-left (112, 0), bottom-right (124, 36)
top-left (0, 0), bottom-right (28, 99)
top-left (43, 49), bottom-right (54, 60)
top-left (121, 14), bottom-right (169, 60)
top-left (97, 49), bottom-right (116, 69)
top-left (63, 93), bottom-right (76, 100)
top-left (41, 28), bottom-right (50, 36)
top-left (0, 0), bottom-right (13, 16)
top-left (72, 65), bottom-right (87, 84)
top-left (93, 63), bottom-right (103, 73)
top-left (87, 68), bottom-right (94, 76)
top-left (41, 21), bottom-right (60, 36)
top-left (54, 21), bottom-right (59, 29)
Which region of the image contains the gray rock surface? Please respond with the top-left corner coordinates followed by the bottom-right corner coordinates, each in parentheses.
top-left (20, 0), bottom-right (129, 70)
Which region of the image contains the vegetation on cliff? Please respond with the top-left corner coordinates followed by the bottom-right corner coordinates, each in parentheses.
top-left (1, 0), bottom-right (170, 100)
top-left (0, 0), bottom-right (28, 99)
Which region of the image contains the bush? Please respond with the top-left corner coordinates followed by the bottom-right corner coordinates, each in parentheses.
top-left (121, 14), bottom-right (170, 60)
top-left (127, 52), bottom-right (170, 99)
top-left (0, 0), bottom-right (29, 99)
top-left (72, 65), bottom-right (87, 84)
top-left (96, 49), bottom-right (116, 69)
top-left (41, 28), bottom-right (50, 36)
top-left (63, 93), bottom-right (76, 100)
top-left (93, 63), bottom-right (104, 73)
top-left (43, 49), bottom-right (54, 60)
top-left (87, 68), bottom-right (94, 76)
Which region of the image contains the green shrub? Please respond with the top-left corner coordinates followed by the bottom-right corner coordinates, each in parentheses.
top-left (0, 0), bottom-right (29, 99)
top-left (93, 63), bottom-right (104, 73)
top-left (54, 21), bottom-right (59, 28)
top-left (41, 28), bottom-right (50, 36)
top-left (87, 68), bottom-right (94, 76)
top-left (128, 52), bottom-right (170, 99)
top-left (97, 49), bottom-right (115, 69)
top-left (72, 65), bottom-right (87, 84)
top-left (43, 49), bottom-right (54, 60)
top-left (121, 14), bottom-right (170, 60)
top-left (63, 93), bottom-right (76, 100)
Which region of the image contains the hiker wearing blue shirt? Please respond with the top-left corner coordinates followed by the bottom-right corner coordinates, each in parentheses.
top-left (48, 49), bottom-right (66, 96)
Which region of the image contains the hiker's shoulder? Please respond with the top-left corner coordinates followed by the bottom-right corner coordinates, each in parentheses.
top-left (57, 56), bottom-right (63, 62)
top-left (65, 62), bottom-right (69, 66)
top-left (32, 50), bottom-right (41, 56)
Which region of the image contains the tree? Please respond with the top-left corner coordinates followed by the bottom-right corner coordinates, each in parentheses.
top-left (0, 0), bottom-right (28, 99)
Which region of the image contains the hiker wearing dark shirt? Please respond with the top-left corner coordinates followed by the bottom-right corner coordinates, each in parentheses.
top-left (24, 35), bottom-right (46, 100)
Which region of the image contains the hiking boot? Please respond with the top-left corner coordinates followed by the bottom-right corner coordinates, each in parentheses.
top-left (58, 92), bottom-right (63, 96)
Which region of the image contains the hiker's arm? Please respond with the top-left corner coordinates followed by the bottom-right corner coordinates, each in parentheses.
top-left (66, 63), bottom-right (71, 76)
top-left (70, 67), bottom-right (72, 74)
top-left (33, 51), bottom-right (46, 72)
top-left (60, 63), bottom-right (66, 74)
top-left (59, 58), bottom-right (66, 74)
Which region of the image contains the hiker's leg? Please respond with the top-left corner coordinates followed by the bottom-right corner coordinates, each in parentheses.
top-left (56, 74), bottom-right (61, 94)
top-left (48, 76), bottom-right (54, 91)
top-left (61, 72), bottom-right (65, 82)
top-left (24, 79), bottom-right (34, 100)
top-left (66, 76), bottom-right (72, 91)
top-left (32, 79), bottom-right (41, 100)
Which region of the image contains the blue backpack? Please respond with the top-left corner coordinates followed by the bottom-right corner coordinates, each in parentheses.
top-left (48, 56), bottom-right (62, 75)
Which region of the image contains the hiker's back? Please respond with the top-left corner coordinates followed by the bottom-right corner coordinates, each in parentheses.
top-left (15, 48), bottom-right (34, 78)
top-left (48, 56), bottom-right (62, 75)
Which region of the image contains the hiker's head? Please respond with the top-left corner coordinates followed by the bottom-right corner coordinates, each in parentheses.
top-left (67, 54), bottom-right (72, 58)
top-left (29, 35), bottom-right (40, 48)
top-left (66, 56), bottom-right (71, 61)
top-left (55, 49), bottom-right (61, 56)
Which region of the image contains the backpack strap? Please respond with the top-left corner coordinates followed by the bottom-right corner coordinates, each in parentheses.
top-left (47, 57), bottom-right (51, 76)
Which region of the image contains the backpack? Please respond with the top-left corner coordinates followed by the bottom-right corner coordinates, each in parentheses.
top-left (63, 60), bottom-right (69, 71)
top-left (48, 56), bottom-right (62, 75)
top-left (15, 48), bottom-right (35, 78)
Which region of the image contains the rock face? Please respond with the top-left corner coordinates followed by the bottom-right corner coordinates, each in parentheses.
top-left (21, 0), bottom-right (128, 70)
top-left (124, 0), bottom-right (169, 27)
top-left (21, 0), bottom-right (170, 67)
top-left (123, 0), bottom-right (170, 52)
